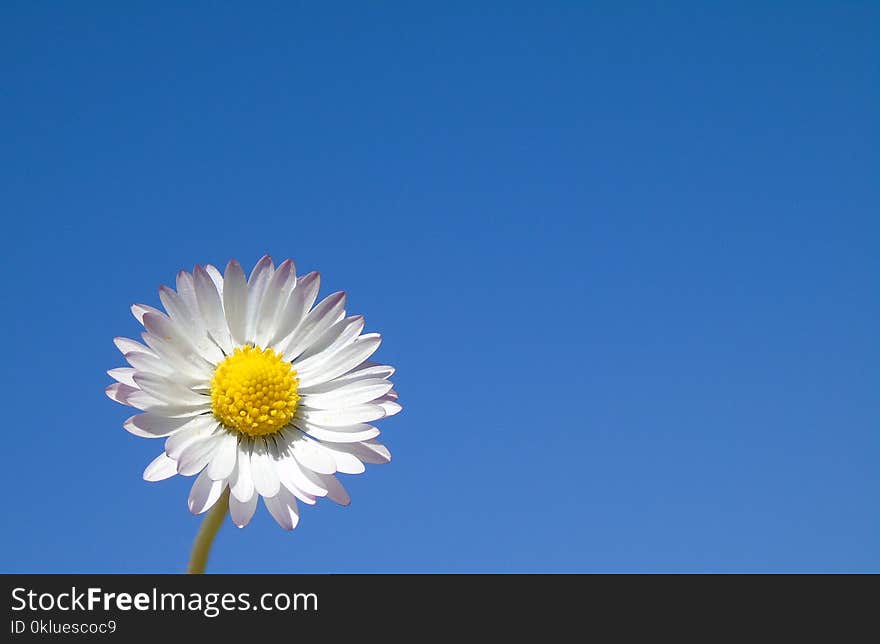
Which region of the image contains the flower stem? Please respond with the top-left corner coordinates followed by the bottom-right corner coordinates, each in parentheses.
top-left (187, 488), bottom-right (230, 574)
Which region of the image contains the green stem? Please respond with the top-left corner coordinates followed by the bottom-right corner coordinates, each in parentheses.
top-left (187, 488), bottom-right (230, 574)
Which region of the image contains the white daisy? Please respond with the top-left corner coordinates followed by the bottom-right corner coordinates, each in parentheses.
top-left (107, 256), bottom-right (400, 531)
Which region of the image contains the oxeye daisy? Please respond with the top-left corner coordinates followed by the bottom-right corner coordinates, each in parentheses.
top-left (106, 256), bottom-right (400, 570)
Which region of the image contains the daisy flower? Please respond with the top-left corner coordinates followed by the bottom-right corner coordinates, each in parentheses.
top-left (106, 256), bottom-right (400, 535)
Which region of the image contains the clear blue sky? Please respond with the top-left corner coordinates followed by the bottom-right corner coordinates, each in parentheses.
top-left (1, 2), bottom-right (876, 573)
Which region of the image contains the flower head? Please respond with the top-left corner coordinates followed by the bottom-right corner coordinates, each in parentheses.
top-left (107, 256), bottom-right (399, 530)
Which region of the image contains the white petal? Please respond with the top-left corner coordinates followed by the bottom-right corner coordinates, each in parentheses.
top-left (264, 486), bottom-right (300, 530)
top-left (175, 270), bottom-right (201, 320)
top-left (164, 416), bottom-right (219, 459)
top-left (306, 472), bottom-right (351, 506)
top-left (207, 432), bottom-right (238, 480)
top-left (223, 259), bottom-right (249, 347)
top-left (125, 353), bottom-right (204, 390)
top-left (229, 493), bottom-right (258, 528)
top-left (250, 439), bottom-right (281, 497)
top-left (140, 310), bottom-right (202, 361)
top-left (159, 282), bottom-right (203, 332)
top-left (132, 372), bottom-right (210, 407)
top-left (254, 258), bottom-right (296, 347)
top-left (280, 291), bottom-right (346, 361)
top-left (316, 442), bottom-right (367, 474)
top-left (300, 378), bottom-right (393, 409)
top-left (331, 439), bottom-right (392, 465)
top-left (298, 362), bottom-right (394, 393)
top-left (272, 435), bottom-right (327, 499)
top-left (131, 303), bottom-right (162, 325)
top-left (107, 367), bottom-right (137, 387)
top-left (159, 285), bottom-right (224, 364)
top-left (296, 404), bottom-right (385, 427)
top-left (205, 264), bottom-right (224, 293)
top-left (295, 421), bottom-right (380, 444)
top-left (357, 439), bottom-right (392, 463)
top-left (296, 315), bottom-right (364, 364)
top-left (141, 311), bottom-right (214, 378)
top-left (295, 334), bottom-right (381, 388)
top-left (269, 470), bottom-right (317, 503)
top-left (245, 255), bottom-right (274, 343)
top-left (106, 382), bottom-right (149, 406)
top-left (114, 336), bottom-right (155, 357)
top-left (143, 452), bottom-right (179, 481)
top-left (270, 271), bottom-right (320, 347)
top-left (194, 265), bottom-right (233, 354)
top-left (140, 330), bottom-right (213, 381)
top-left (127, 394), bottom-right (209, 418)
top-left (178, 433), bottom-right (224, 476)
top-left (108, 383), bottom-right (206, 417)
top-left (289, 433), bottom-right (336, 474)
top-left (123, 350), bottom-right (174, 377)
top-left (124, 413), bottom-right (197, 438)
top-left (230, 441), bottom-right (255, 502)
top-left (376, 399), bottom-right (403, 417)
top-left (188, 470), bottom-right (226, 514)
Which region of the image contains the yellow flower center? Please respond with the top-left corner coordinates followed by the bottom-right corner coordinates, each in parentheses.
top-left (210, 345), bottom-right (299, 437)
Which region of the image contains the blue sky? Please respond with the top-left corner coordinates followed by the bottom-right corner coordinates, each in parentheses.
top-left (1, 2), bottom-right (876, 573)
